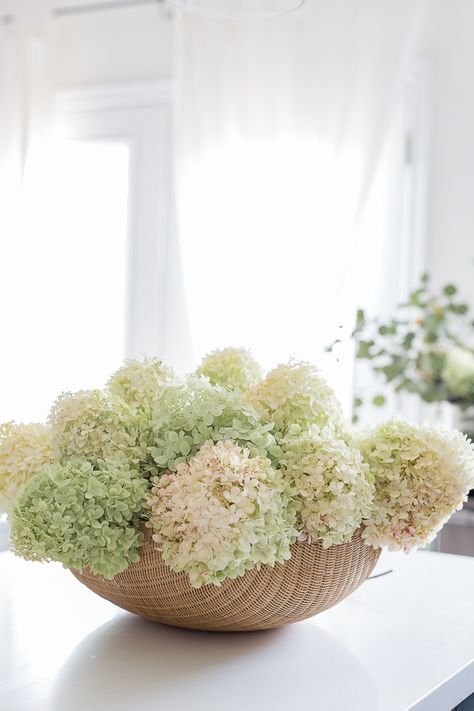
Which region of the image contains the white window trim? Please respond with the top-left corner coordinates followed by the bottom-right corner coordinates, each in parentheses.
top-left (55, 80), bottom-right (174, 114)
top-left (398, 59), bottom-right (432, 299)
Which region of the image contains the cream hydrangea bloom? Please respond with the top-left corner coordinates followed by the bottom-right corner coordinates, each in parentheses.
top-left (107, 357), bottom-right (174, 411)
top-left (281, 426), bottom-right (374, 547)
top-left (358, 419), bottom-right (474, 551)
top-left (248, 361), bottom-right (343, 436)
top-left (442, 347), bottom-right (474, 397)
top-left (0, 422), bottom-right (53, 514)
top-left (196, 347), bottom-right (263, 392)
top-left (48, 390), bottom-right (134, 463)
top-left (147, 440), bottom-right (298, 588)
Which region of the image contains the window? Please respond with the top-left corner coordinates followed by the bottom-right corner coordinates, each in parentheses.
top-left (0, 81), bottom-right (173, 423)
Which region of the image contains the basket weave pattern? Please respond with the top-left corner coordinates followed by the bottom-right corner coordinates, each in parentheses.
top-left (72, 526), bottom-right (380, 631)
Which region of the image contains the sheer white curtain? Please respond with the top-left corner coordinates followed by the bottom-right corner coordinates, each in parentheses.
top-left (174, 0), bottom-right (428, 406)
top-left (0, 0), bottom-right (54, 187)
top-left (0, 0), bottom-right (54, 422)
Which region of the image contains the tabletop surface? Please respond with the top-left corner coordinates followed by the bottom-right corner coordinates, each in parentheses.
top-left (1, 548), bottom-right (474, 711)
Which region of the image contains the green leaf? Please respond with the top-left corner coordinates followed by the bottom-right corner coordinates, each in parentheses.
top-left (351, 309), bottom-right (366, 336)
top-left (395, 379), bottom-right (417, 394)
top-left (325, 338), bottom-right (341, 353)
top-left (409, 289), bottom-right (426, 307)
top-left (380, 356), bottom-right (409, 382)
top-left (447, 303), bottom-right (469, 315)
top-left (353, 397), bottom-right (363, 408)
top-left (443, 283), bottom-right (457, 296)
top-left (356, 340), bottom-right (374, 359)
top-left (372, 395), bottom-right (386, 407)
top-left (378, 324), bottom-right (397, 336)
top-left (420, 272), bottom-right (430, 283)
top-left (402, 332), bottom-right (416, 349)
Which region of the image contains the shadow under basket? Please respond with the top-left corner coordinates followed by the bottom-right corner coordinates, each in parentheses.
top-left (71, 527), bottom-right (380, 632)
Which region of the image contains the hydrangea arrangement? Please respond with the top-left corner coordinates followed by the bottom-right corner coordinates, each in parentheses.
top-left (3, 347), bottom-right (474, 587)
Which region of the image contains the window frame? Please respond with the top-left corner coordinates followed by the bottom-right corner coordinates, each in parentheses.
top-left (53, 80), bottom-right (174, 360)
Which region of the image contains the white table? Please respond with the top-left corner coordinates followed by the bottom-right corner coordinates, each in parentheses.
top-left (1, 549), bottom-right (474, 711)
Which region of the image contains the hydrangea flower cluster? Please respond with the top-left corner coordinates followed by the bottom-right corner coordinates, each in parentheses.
top-left (149, 376), bottom-right (281, 473)
top-left (11, 459), bottom-right (147, 578)
top-left (248, 361), bottom-right (343, 436)
top-left (107, 357), bottom-right (174, 412)
top-left (358, 419), bottom-right (474, 551)
top-left (196, 347), bottom-right (263, 392)
top-left (280, 427), bottom-right (373, 547)
top-left (5, 347), bottom-right (474, 587)
top-left (0, 422), bottom-right (53, 514)
top-left (147, 440), bottom-right (298, 587)
top-left (48, 389), bottom-right (134, 463)
top-left (442, 347), bottom-right (474, 398)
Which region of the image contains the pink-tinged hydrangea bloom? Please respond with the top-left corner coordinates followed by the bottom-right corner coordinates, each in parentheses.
top-left (248, 361), bottom-right (344, 436)
top-left (0, 422), bottom-right (53, 514)
top-left (196, 347), bottom-right (263, 392)
top-left (147, 440), bottom-right (298, 588)
top-left (358, 419), bottom-right (474, 551)
top-left (281, 426), bottom-right (374, 547)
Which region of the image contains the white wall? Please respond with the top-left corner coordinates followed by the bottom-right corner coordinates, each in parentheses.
top-left (421, 1), bottom-right (474, 305)
top-left (53, 2), bottom-right (173, 87)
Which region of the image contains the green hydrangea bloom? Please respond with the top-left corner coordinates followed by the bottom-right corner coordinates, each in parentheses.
top-left (11, 459), bottom-right (148, 579)
top-left (107, 357), bottom-right (174, 412)
top-left (149, 376), bottom-right (282, 473)
top-left (147, 440), bottom-right (298, 587)
top-left (248, 361), bottom-right (344, 437)
top-left (195, 347), bottom-right (263, 392)
top-left (0, 422), bottom-right (53, 515)
top-left (280, 426), bottom-right (374, 547)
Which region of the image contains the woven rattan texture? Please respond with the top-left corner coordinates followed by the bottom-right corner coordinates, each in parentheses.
top-left (71, 527), bottom-right (380, 631)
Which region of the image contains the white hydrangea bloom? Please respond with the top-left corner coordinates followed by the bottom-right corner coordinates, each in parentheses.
top-left (358, 419), bottom-right (474, 551)
top-left (107, 357), bottom-right (174, 411)
top-left (147, 440), bottom-right (298, 587)
top-left (442, 347), bottom-right (474, 397)
top-left (281, 427), bottom-right (374, 547)
top-left (248, 361), bottom-right (344, 436)
top-left (196, 347), bottom-right (263, 392)
top-left (0, 422), bottom-right (53, 514)
top-left (48, 390), bottom-right (134, 463)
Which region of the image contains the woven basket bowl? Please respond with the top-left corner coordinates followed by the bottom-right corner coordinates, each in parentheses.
top-left (71, 526), bottom-right (380, 632)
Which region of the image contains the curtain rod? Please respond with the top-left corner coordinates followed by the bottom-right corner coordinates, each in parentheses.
top-left (1, 0), bottom-right (165, 24)
top-left (54, 0), bottom-right (164, 17)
